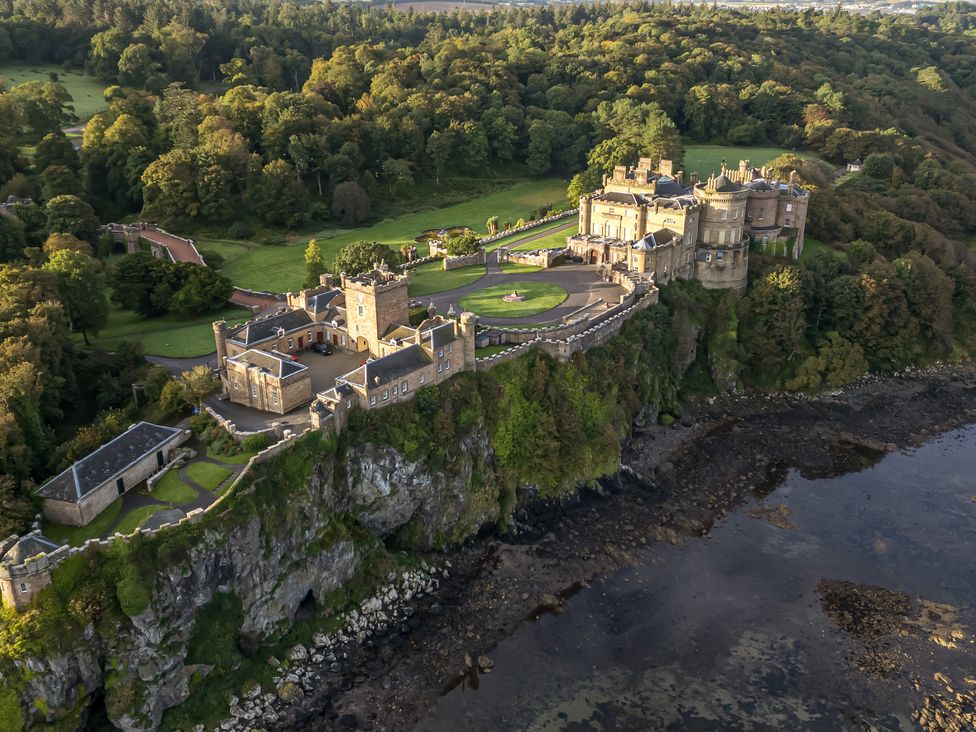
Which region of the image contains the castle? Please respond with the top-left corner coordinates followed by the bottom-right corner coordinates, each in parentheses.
top-left (569, 158), bottom-right (809, 293)
top-left (212, 265), bottom-right (477, 421)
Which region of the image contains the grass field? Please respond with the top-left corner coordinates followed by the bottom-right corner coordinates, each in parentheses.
top-left (44, 497), bottom-right (123, 546)
top-left (206, 446), bottom-right (257, 465)
top-left (512, 224), bottom-right (578, 252)
top-left (114, 504), bottom-right (167, 535)
top-left (0, 63), bottom-right (107, 121)
top-left (799, 236), bottom-right (844, 263)
top-left (148, 471), bottom-right (200, 504)
top-left (185, 461), bottom-right (233, 492)
top-left (683, 145), bottom-right (828, 179)
top-left (485, 217), bottom-right (573, 251)
top-left (81, 305), bottom-right (251, 358)
top-left (407, 260), bottom-right (486, 297)
top-left (460, 281), bottom-right (567, 318)
top-left (201, 178), bottom-right (566, 293)
top-left (499, 261), bottom-right (543, 274)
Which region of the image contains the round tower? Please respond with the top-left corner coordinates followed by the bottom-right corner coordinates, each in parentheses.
top-left (213, 320), bottom-right (228, 374)
top-left (459, 312), bottom-right (478, 370)
top-left (692, 174), bottom-right (750, 293)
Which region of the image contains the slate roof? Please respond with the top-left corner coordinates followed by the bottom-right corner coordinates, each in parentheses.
top-left (0, 533), bottom-right (62, 565)
top-left (595, 191), bottom-right (646, 205)
top-left (36, 422), bottom-right (184, 503)
top-left (341, 345), bottom-right (432, 388)
top-left (653, 176), bottom-right (691, 197)
top-left (633, 229), bottom-right (675, 250)
top-left (420, 320), bottom-right (459, 350)
top-left (307, 289), bottom-right (342, 315)
top-left (227, 349), bottom-right (308, 379)
top-left (713, 173), bottom-right (744, 193)
top-left (228, 309), bottom-right (313, 346)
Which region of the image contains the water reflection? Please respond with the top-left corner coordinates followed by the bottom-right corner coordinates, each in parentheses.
top-left (420, 426), bottom-right (976, 731)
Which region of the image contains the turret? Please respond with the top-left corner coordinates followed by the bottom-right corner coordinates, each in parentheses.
top-left (459, 312), bottom-right (478, 371)
top-left (213, 320), bottom-right (228, 375)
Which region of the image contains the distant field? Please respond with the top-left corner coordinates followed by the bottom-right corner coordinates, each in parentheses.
top-left (0, 63), bottom-right (107, 120)
top-left (80, 305), bottom-right (251, 358)
top-left (386, 0), bottom-right (495, 10)
top-left (683, 145), bottom-right (828, 179)
top-left (203, 178), bottom-right (567, 293)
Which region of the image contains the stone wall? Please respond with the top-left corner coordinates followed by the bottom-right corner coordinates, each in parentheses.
top-left (442, 249), bottom-right (486, 271)
top-left (204, 405), bottom-right (284, 442)
top-left (477, 208), bottom-right (578, 248)
top-left (497, 248), bottom-right (566, 269)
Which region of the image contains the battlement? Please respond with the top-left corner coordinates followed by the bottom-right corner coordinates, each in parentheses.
top-left (340, 266), bottom-right (407, 294)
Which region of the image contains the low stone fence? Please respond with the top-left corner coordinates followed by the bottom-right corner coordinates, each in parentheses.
top-left (2, 428), bottom-right (312, 599)
top-left (497, 247), bottom-right (567, 269)
top-left (204, 405), bottom-right (285, 442)
top-left (399, 255), bottom-right (440, 272)
top-left (477, 208), bottom-right (578, 248)
top-left (234, 286), bottom-right (284, 302)
top-left (476, 289), bottom-right (659, 368)
top-left (443, 249), bottom-right (486, 271)
top-left (485, 289), bottom-right (639, 346)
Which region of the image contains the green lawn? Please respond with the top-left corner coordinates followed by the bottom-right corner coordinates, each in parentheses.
top-left (148, 471), bottom-right (200, 504)
top-left (499, 261), bottom-right (543, 274)
top-left (512, 224), bottom-right (578, 252)
top-left (682, 145), bottom-right (828, 179)
top-left (0, 63), bottom-right (108, 121)
top-left (459, 281), bottom-right (568, 319)
top-left (485, 217), bottom-right (573, 251)
top-left (476, 344), bottom-right (514, 358)
top-left (206, 446), bottom-right (257, 465)
top-left (185, 461), bottom-right (234, 492)
top-left (799, 236), bottom-right (843, 263)
top-left (407, 260), bottom-right (486, 297)
top-left (80, 305), bottom-right (251, 358)
top-left (44, 497), bottom-right (123, 546)
top-left (202, 178), bottom-right (567, 293)
top-left (114, 505), bottom-right (168, 535)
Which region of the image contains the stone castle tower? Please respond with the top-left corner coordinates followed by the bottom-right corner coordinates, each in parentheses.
top-left (693, 172), bottom-right (751, 293)
top-left (341, 265), bottom-right (410, 356)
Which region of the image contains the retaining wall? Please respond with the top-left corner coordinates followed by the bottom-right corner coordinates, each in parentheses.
top-left (443, 249), bottom-right (486, 270)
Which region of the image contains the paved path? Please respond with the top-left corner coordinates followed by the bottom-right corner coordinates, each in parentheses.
top-left (101, 452), bottom-right (246, 538)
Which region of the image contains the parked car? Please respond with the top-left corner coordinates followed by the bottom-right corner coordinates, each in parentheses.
top-left (311, 342), bottom-right (333, 355)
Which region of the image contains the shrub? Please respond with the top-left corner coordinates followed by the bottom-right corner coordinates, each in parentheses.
top-left (241, 433), bottom-right (273, 452)
top-left (227, 221), bottom-right (253, 239)
top-left (0, 687), bottom-right (23, 731)
top-left (116, 566), bottom-right (150, 617)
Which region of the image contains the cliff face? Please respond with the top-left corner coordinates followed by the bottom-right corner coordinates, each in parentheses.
top-left (10, 432), bottom-right (501, 731)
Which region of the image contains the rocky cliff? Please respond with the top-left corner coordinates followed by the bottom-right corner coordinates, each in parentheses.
top-left (5, 429), bottom-right (502, 732)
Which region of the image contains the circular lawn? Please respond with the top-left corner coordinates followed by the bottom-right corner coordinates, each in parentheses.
top-left (459, 280), bottom-right (568, 319)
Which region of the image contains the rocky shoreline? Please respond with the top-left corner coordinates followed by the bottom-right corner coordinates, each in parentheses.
top-left (221, 363), bottom-right (976, 731)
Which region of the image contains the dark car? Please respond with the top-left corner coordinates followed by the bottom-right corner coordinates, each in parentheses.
top-left (311, 342), bottom-right (333, 356)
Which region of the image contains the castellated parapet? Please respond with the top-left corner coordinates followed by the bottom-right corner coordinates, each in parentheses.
top-left (0, 532), bottom-right (71, 612)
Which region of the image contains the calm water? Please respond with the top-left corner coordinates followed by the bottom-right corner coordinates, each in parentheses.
top-left (420, 426), bottom-right (976, 731)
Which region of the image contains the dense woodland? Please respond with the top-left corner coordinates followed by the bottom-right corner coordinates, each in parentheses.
top-left (0, 1), bottom-right (976, 537)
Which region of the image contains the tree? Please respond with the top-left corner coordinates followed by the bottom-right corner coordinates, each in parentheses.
top-left (140, 149), bottom-right (199, 225)
top-left (39, 164), bottom-right (83, 201)
top-left (586, 137), bottom-right (638, 174)
top-left (381, 158), bottom-right (413, 197)
top-left (0, 475), bottom-right (33, 537)
top-left (486, 217), bottom-right (499, 236)
top-left (42, 249), bottom-right (109, 343)
top-left (118, 43), bottom-right (158, 88)
top-left (42, 233), bottom-right (93, 256)
top-left (253, 159), bottom-right (311, 228)
top-left (169, 264), bottom-right (233, 316)
top-left (109, 252), bottom-right (175, 316)
top-left (331, 181), bottom-right (370, 226)
top-left (304, 239), bottom-right (326, 287)
top-left (35, 132), bottom-right (80, 171)
top-left (785, 332), bottom-right (868, 391)
top-left (0, 215), bottom-right (25, 262)
top-left (332, 240), bottom-right (398, 277)
top-left (863, 152), bottom-right (895, 181)
top-left (178, 364), bottom-right (218, 407)
top-left (44, 194), bottom-right (100, 244)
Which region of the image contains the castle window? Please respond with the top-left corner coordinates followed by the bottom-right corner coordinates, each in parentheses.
top-left (307, 331), bottom-right (312, 342)
top-left (370, 395), bottom-right (376, 405)
top-left (358, 305), bottom-right (364, 316)
top-left (287, 338), bottom-right (294, 350)
top-left (438, 348), bottom-right (443, 358)
top-left (447, 344), bottom-right (453, 353)
top-left (446, 359), bottom-right (451, 370)
top-left (705, 253), bottom-right (712, 262)
top-left (716, 251), bottom-right (725, 260)
top-left (251, 384), bottom-right (258, 398)
top-left (437, 362), bottom-right (443, 373)
top-left (383, 389), bottom-right (389, 401)
top-left (419, 374), bottom-right (425, 384)
top-left (233, 377), bottom-right (239, 390)
top-left (786, 203), bottom-right (793, 212)
top-left (402, 381), bottom-right (408, 393)
top-left (271, 390), bottom-right (278, 407)
top-left (720, 210), bottom-right (728, 220)
top-left (758, 208), bottom-right (765, 220)
top-left (20, 583), bottom-right (27, 593)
